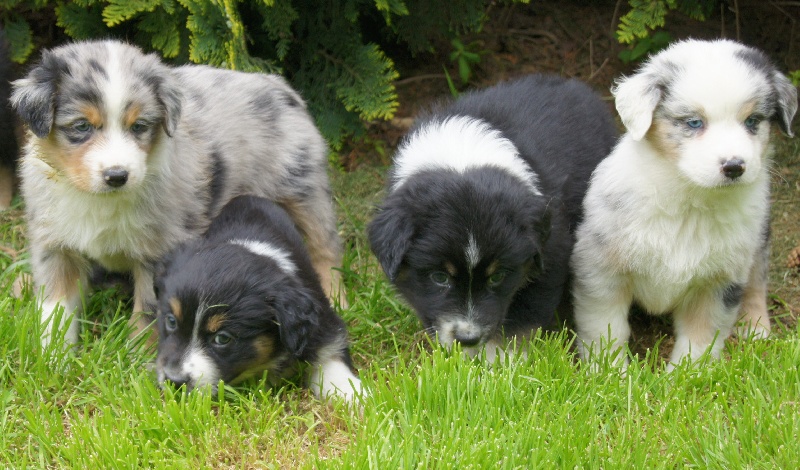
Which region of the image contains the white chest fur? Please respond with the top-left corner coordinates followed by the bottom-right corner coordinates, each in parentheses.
top-left (584, 138), bottom-right (769, 313)
top-left (22, 157), bottom-right (186, 269)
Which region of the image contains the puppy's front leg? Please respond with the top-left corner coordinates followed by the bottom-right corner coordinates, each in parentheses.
top-left (572, 271), bottom-right (633, 367)
top-left (131, 263), bottom-right (158, 348)
top-left (737, 244), bottom-right (771, 339)
top-left (669, 286), bottom-right (741, 370)
top-left (307, 344), bottom-right (362, 401)
top-left (32, 248), bottom-right (89, 349)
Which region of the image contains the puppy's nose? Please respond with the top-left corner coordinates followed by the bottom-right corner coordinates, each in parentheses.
top-left (722, 158), bottom-right (745, 180)
top-left (103, 166), bottom-right (129, 187)
top-left (164, 372), bottom-right (190, 390)
top-left (454, 332), bottom-right (482, 347)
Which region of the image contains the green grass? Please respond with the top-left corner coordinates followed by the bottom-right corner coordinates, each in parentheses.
top-left (1, 157), bottom-right (799, 469)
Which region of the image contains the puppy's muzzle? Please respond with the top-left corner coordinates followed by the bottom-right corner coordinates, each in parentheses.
top-left (103, 166), bottom-right (129, 188)
top-left (454, 331), bottom-right (482, 346)
top-left (163, 371), bottom-right (191, 390)
top-left (721, 158), bottom-right (745, 180)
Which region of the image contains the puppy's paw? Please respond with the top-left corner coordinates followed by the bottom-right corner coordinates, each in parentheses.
top-left (735, 320), bottom-right (770, 340)
top-left (39, 300), bottom-right (80, 351)
top-left (308, 359), bottom-right (364, 402)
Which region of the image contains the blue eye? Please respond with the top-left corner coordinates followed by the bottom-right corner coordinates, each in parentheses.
top-left (165, 314), bottom-right (177, 332)
top-left (130, 120), bottom-right (149, 135)
top-left (212, 332), bottom-right (233, 347)
top-left (686, 119), bottom-right (704, 129)
top-left (72, 120), bottom-right (93, 133)
top-left (744, 115), bottom-right (760, 130)
top-left (430, 271), bottom-right (450, 287)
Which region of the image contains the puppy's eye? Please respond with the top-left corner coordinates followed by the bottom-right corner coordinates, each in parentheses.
top-left (130, 120), bottom-right (150, 135)
top-left (487, 272), bottom-right (506, 287)
top-left (686, 119), bottom-right (704, 129)
top-left (744, 115), bottom-right (761, 131)
top-left (430, 271), bottom-right (450, 287)
top-left (212, 332), bottom-right (234, 347)
top-left (165, 313), bottom-right (178, 332)
top-left (72, 119), bottom-right (93, 133)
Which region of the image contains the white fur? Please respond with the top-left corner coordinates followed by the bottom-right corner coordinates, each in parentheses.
top-left (181, 346), bottom-right (220, 390)
top-left (229, 239), bottom-right (297, 275)
top-left (465, 233), bottom-right (481, 269)
top-left (40, 299), bottom-right (80, 348)
top-left (391, 116), bottom-right (542, 195)
top-left (572, 39), bottom-right (790, 369)
top-left (436, 316), bottom-right (482, 346)
top-left (307, 344), bottom-right (363, 400)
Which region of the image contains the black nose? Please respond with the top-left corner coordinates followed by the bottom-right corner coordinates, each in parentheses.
top-left (454, 333), bottom-right (482, 347)
top-left (722, 158), bottom-right (745, 180)
top-left (103, 167), bottom-right (129, 187)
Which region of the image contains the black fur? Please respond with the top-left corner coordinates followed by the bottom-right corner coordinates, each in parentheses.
top-left (722, 283), bottom-right (745, 310)
top-left (155, 195), bottom-right (354, 391)
top-left (368, 74), bottom-right (618, 346)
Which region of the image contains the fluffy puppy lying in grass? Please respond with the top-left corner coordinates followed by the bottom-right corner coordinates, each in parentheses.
top-left (571, 39), bottom-right (797, 369)
top-left (369, 74), bottom-right (618, 360)
top-left (155, 196), bottom-right (361, 400)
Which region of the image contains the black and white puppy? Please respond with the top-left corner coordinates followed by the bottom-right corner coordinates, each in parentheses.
top-left (571, 39), bottom-right (798, 370)
top-left (155, 196), bottom-right (361, 400)
top-left (368, 75), bottom-right (618, 360)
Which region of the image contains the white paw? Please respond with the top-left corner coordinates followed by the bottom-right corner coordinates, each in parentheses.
top-left (40, 300), bottom-right (80, 349)
top-left (308, 359), bottom-right (363, 401)
top-left (735, 321), bottom-right (770, 340)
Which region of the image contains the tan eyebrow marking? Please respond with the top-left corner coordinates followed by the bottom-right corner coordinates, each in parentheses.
top-left (169, 297), bottom-right (182, 321)
top-left (206, 313), bottom-right (227, 333)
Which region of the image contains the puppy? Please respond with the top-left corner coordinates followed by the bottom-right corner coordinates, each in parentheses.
top-left (0, 28), bottom-right (18, 209)
top-left (368, 75), bottom-right (618, 360)
top-left (155, 195), bottom-right (361, 400)
top-left (571, 39), bottom-right (798, 369)
top-left (11, 40), bottom-right (344, 349)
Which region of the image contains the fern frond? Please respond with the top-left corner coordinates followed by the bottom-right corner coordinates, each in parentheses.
top-left (55, 3), bottom-right (110, 40)
top-left (616, 0), bottom-right (675, 44)
top-left (332, 43), bottom-right (398, 121)
top-left (256, 0), bottom-right (298, 61)
top-left (2, 15), bottom-right (34, 63)
top-left (136, 7), bottom-right (183, 58)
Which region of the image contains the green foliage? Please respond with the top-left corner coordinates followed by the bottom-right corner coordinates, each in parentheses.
top-left (617, 0), bottom-right (716, 44)
top-left (1, 13), bottom-right (35, 62)
top-left (618, 30), bottom-right (671, 64)
top-left (2, 0), bottom-right (527, 149)
top-left (790, 70), bottom-right (800, 87)
top-left (449, 37), bottom-right (485, 84)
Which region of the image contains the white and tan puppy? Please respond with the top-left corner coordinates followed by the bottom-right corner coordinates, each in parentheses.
top-left (572, 39), bottom-right (797, 369)
top-left (11, 40), bottom-right (345, 349)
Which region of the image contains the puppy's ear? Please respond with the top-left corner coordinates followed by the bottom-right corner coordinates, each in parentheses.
top-left (11, 49), bottom-right (65, 138)
top-left (147, 58), bottom-right (182, 137)
top-left (272, 286), bottom-right (323, 359)
top-left (367, 200), bottom-right (414, 281)
top-left (611, 71), bottom-right (662, 141)
top-left (773, 70), bottom-right (797, 137)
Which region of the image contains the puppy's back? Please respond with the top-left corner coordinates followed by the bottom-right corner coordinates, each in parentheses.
top-left (203, 196), bottom-right (326, 295)
top-left (419, 75), bottom-right (618, 228)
